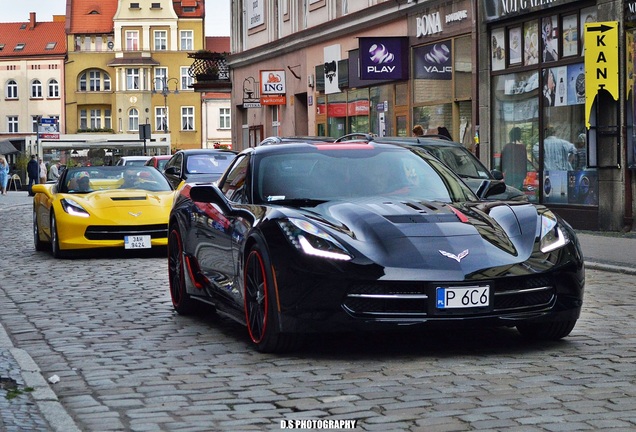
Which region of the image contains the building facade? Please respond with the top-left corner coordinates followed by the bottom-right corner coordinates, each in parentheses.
top-left (228, 0), bottom-right (635, 231)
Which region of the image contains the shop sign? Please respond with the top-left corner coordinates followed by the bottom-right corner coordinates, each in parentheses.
top-left (628, 2), bottom-right (636, 22)
top-left (38, 117), bottom-right (59, 140)
top-left (247, 0), bottom-right (264, 29)
top-left (584, 21), bottom-right (618, 127)
top-left (243, 76), bottom-right (261, 108)
top-left (261, 95), bottom-right (287, 106)
top-left (416, 12), bottom-right (443, 37)
top-left (413, 41), bottom-right (453, 80)
top-left (260, 70), bottom-right (286, 95)
top-left (483, 0), bottom-right (570, 23)
top-left (359, 37), bottom-right (409, 80)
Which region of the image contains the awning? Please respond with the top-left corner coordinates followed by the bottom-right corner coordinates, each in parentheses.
top-left (0, 140), bottom-right (20, 155)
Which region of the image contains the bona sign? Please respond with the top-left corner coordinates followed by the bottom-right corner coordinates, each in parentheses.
top-left (260, 70), bottom-right (286, 95)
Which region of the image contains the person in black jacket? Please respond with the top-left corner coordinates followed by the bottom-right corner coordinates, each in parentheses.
top-left (27, 155), bottom-right (39, 196)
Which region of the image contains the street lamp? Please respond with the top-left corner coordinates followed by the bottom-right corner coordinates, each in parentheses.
top-left (152, 77), bottom-right (179, 133)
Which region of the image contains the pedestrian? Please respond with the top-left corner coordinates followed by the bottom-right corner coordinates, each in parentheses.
top-left (0, 156), bottom-right (9, 195)
top-left (533, 126), bottom-right (576, 171)
top-left (412, 125), bottom-right (425, 137)
top-left (27, 155), bottom-right (39, 196)
top-left (501, 127), bottom-right (527, 189)
top-left (437, 126), bottom-right (452, 140)
top-left (48, 161), bottom-right (61, 181)
top-left (39, 158), bottom-right (47, 184)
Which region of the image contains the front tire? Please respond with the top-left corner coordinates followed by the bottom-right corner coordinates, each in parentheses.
top-left (517, 320), bottom-right (577, 340)
top-left (244, 242), bottom-right (298, 353)
top-left (168, 225), bottom-right (196, 314)
top-left (33, 208), bottom-right (47, 251)
top-left (50, 212), bottom-right (66, 259)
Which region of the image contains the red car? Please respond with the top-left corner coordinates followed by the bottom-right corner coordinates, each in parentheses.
top-left (144, 155), bottom-right (172, 172)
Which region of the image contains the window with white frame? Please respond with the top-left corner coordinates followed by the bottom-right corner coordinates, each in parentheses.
top-left (126, 30), bottom-right (139, 51)
top-left (79, 70), bottom-right (110, 92)
top-left (7, 116), bottom-right (18, 133)
top-left (48, 79), bottom-right (59, 98)
top-left (6, 80), bottom-right (18, 99)
top-left (154, 67), bottom-right (168, 90)
top-left (129, 108), bottom-right (139, 131)
top-left (126, 68), bottom-right (140, 90)
top-left (79, 109), bottom-right (87, 129)
top-left (219, 108), bottom-right (231, 129)
top-left (180, 30), bottom-right (193, 51)
top-left (180, 66), bottom-right (193, 90)
top-left (181, 106), bottom-right (194, 130)
top-left (155, 106), bottom-right (168, 132)
top-left (154, 30), bottom-right (167, 51)
top-left (31, 80), bottom-right (43, 98)
top-left (105, 109), bottom-right (112, 129)
top-left (90, 109), bottom-right (102, 129)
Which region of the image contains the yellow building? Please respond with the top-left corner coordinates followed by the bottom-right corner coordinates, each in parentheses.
top-left (65, 0), bottom-right (205, 152)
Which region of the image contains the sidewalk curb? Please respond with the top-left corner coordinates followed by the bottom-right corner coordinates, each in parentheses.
top-left (585, 261), bottom-right (636, 276)
top-left (0, 324), bottom-right (81, 432)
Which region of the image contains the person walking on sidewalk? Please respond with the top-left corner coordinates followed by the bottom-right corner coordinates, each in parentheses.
top-left (27, 155), bottom-right (39, 196)
top-left (0, 157), bottom-right (9, 195)
top-left (38, 158), bottom-right (47, 184)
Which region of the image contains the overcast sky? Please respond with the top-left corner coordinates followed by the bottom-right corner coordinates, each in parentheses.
top-left (2, 0), bottom-right (230, 36)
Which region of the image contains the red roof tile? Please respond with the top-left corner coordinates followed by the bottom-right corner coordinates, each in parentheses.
top-left (173, 0), bottom-right (204, 18)
top-left (68, 0), bottom-right (118, 34)
top-left (0, 16), bottom-right (66, 58)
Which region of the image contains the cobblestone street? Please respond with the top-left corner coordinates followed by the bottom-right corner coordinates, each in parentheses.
top-left (1, 200), bottom-right (636, 431)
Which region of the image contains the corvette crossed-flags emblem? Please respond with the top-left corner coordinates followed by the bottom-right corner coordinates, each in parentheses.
top-left (439, 249), bottom-right (469, 262)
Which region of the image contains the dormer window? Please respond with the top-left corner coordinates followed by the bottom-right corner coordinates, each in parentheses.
top-left (183, 7), bottom-right (195, 12)
top-left (0, 44), bottom-right (4, 51)
top-left (45, 42), bottom-right (57, 50)
top-left (14, 43), bottom-right (25, 51)
top-left (20, 24), bottom-right (27, 30)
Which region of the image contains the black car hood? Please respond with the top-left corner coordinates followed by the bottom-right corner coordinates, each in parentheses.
top-left (291, 198), bottom-right (543, 276)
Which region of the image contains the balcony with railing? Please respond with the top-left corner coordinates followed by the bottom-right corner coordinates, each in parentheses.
top-left (187, 51), bottom-right (232, 92)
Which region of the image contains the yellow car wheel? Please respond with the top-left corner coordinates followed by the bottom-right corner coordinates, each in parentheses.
top-left (50, 212), bottom-right (67, 259)
top-left (33, 209), bottom-right (47, 252)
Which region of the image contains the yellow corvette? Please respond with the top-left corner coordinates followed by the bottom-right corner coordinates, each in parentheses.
top-left (32, 166), bottom-right (175, 258)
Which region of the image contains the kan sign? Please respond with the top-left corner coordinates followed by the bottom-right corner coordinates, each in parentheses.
top-left (260, 70), bottom-right (286, 95)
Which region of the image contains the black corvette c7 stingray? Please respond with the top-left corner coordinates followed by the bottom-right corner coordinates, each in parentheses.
top-left (167, 141), bottom-right (584, 352)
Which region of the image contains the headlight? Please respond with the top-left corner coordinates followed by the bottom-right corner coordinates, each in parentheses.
top-left (278, 218), bottom-right (352, 261)
top-left (61, 198), bottom-right (90, 218)
top-left (539, 210), bottom-right (569, 253)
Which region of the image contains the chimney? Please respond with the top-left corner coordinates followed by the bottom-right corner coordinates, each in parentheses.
top-left (29, 12), bottom-right (36, 29)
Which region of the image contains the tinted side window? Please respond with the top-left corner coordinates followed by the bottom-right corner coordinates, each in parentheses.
top-left (220, 154), bottom-right (249, 203)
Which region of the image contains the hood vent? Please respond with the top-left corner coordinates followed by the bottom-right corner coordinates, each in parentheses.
top-left (111, 197), bottom-right (147, 201)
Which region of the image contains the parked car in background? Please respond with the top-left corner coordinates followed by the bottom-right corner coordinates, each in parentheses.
top-left (163, 149), bottom-right (237, 189)
top-left (167, 139), bottom-right (584, 352)
top-left (335, 134), bottom-right (527, 201)
top-left (145, 155), bottom-right (172, 171)
top-left (259, 136), bottom-right (335, 146)
top-left (115, 156), bottom-right (152, 166)
top-left (32, 166), bottom-right (174, 258)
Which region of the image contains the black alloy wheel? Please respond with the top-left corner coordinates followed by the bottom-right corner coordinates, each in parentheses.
top-left (168, 225), bottom-right (195, 314)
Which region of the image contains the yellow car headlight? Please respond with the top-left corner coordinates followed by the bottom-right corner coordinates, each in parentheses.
top-left (61, 198), bottom-right (90, 218)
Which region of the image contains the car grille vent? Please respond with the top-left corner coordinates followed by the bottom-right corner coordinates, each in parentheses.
top-left (110, 197), bottom-right (147, 201)
top-left (384, 213), bottom-right (458, 224)
top-left (85, 224), bottom-right (167, 240)
top-left (343, 276), bottom-right (556, 319)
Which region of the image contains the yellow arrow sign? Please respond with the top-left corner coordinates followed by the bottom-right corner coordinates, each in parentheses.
top-left (584, 21), bottom-right (619, 128)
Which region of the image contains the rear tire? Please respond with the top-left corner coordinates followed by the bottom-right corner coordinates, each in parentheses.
top-left (517, 320), bottom-right (577, 340)
top-left (244, 241), bottom-right (298, 353)
top-left (168, 225), bottom-right (196, 314)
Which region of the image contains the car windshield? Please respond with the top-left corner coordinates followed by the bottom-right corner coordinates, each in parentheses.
top-left (423, 146), bottom-right (491, 180)
top-left (61, 166), bottom-right (172, 193)
top-left (254, 145), bottom-right (475, 204)
top-left (186, 154), bottom-right (234, 174)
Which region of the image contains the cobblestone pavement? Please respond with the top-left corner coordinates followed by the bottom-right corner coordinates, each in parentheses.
top-left (1, 198), bottom-right (636, 431)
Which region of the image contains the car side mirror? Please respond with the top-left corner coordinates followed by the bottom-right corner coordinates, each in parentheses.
top-left (164, 166), bottom-right (180, 176)
top-left (189, 184), bottom-right (232, 213)
top-left (490, 169), bottom-right (504, 180)
top-left (476, 179), bottom-right (507, 199)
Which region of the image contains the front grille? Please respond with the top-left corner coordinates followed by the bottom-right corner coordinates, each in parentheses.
top-left (85, 224), bottom-right (168, 241)
top-left (343, 276), bottom-right (556, 319)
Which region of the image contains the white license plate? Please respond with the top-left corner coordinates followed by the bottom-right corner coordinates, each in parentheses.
top-left (124, 235), bottom-right (151, 249)
top-left (436, 285), bottom-right (490, 309)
